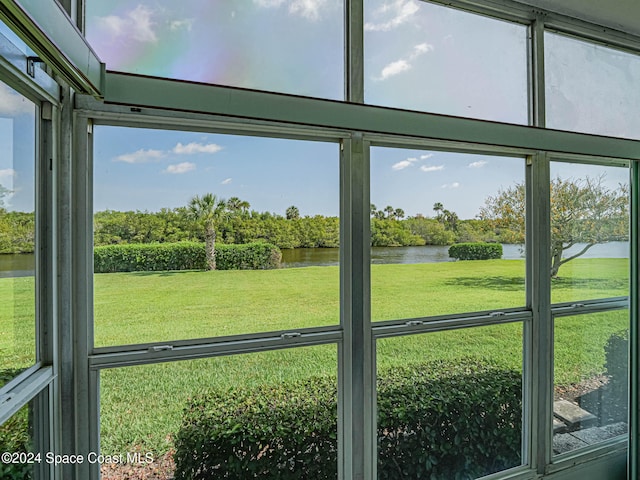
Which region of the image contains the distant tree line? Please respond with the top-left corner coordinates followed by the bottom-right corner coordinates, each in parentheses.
top-left (0, 174), bottom-right (629, 276)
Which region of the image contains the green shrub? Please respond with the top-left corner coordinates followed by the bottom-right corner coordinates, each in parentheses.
top-left (448, 242), bottom-right (503, 261)
top-left (173, 360), bottom-right (521, 480)
top-left (377, 360), bottom-right (521, 480)
top-left (94, 242), bottom-right (281, 273)
top-left (215, 242), bottom-right (282, 270)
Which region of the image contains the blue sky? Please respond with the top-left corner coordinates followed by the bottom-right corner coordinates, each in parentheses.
top-left (0, 83), bottom-right (36, 212)
top-left (2, 1), bottom-right (634, 218)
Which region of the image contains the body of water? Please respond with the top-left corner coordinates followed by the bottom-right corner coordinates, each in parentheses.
top-left (0, 242), bottom-right (629, 276)
top-left (0, 253), bottom-right (35, 278)
top-left (281, 242), bottom-right (629, 268)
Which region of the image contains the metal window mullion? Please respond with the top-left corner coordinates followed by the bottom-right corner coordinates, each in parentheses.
top-left (527, 152), bottom-right (552, 473)
top-left (345, 0), bottom-right (363, 104)
top-left (530, 16), bottom-right (545, 128)
top-left (629, 161), bottom-right (639, 480)
top-left (339, 135), bottom-right (373, 480)
top-left (71, 111), bottom-right (96, 480)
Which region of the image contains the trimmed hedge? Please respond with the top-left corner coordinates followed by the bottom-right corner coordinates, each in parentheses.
top-left (448, 242), bottom-right (503, 261)
top-left (93, 242), bottom-right (281, 273)
top-left (174, 360), bottom-right (521, 480)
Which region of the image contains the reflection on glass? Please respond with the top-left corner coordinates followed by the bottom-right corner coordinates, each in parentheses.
top-left (549, 162), bottom-right (629, 304)
top-left (364, 0), bottom-right (528, 123)
top-left (377, 324), bottom-right (523, 479)
top-left (85, 0), bottom-right (344, 100)
top-left (545, 32), bottom-right (640, 140)
top-left (93, 127), bottom-right (339, 346)
top-left (100, 346), bottom-right (337, 479)
top-left (553, 311), bottom-right (628, 455)
top-left (370, 148), bottom-right (525, 320)
top-left (0, 82), bottom-right (36, 388)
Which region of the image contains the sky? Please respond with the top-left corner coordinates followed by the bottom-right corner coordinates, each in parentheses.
top-left (2, 0), bottom-right (635, 218)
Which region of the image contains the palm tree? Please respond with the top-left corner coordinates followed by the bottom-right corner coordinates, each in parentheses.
top-left (187, 193), bottom-right (227, 270)
top-left (433, 202), bottom-right (444, 224)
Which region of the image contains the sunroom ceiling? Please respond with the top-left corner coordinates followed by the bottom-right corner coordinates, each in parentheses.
top-left (516, 0), bottom-right (640, 37)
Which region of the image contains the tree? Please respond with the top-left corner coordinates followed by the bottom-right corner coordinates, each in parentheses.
top-left (480, 175), bottom-right (628, 277)
top-left (227, 197), bottom-right (250, 215)
top-left (433, 202), bottom-right (444, 224)
top-left (286, 205), bottom-right (300, 220)
top-left (187, 193), bottom-right (227, 270)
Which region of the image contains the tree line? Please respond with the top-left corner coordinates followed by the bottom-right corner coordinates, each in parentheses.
top-left (0, 175), bottom-right (629, 277)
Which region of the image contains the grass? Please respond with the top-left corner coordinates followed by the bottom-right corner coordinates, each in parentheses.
top-left (0, 257), bottom-right (630, 454)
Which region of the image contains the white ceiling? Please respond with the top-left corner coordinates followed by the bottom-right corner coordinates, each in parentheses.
top-left (515, 0), bottom-right (640, 37)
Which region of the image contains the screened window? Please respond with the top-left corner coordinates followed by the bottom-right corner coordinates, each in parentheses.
top-left (376, 323), bottom-right (524, 478)
top-left (548, 161), bottom-right (629, 304)
top-left (84, 0), bottom-right (345, 100)
top-left (553, 310), bottom-right (629, 455)
top-left (93, 126), bottom-right (340, 346)
top-left (370, 147), bottom-right (525, 320)
top-left (364, 0), bottom-right (529, 123)
top-left (99, 345), bottom-right (337, 478)
top-left (545, 32), bottom-right (640, 139)
top-left (0, 81), bottom-right (37, 387)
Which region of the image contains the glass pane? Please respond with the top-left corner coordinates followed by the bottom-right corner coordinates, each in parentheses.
top-left (370, 148), bottom-right (525, 321)
top-left (0, 402), bottom-right (35, 480)
top-left (549, 162), bottom-right (629, 304)
top-left (93, 127), bottom-right (339, 346)
top-left (0, 81), bottom-right (36, 387)
top-left (85, 0), bottom-right (344, 100)
top-left (553, 310), bottom-right (628, 455)
top-left (364, 0), bottom-right (528, 123)
top-left (100, 345), bottom-right (337, 479)
top-left (545, 32), bottom-right (640, 140)
top-left (377, 323), bottom-right (524, 478)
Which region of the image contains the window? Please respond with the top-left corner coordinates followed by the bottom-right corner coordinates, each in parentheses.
top-left (545, 32), bottom-right (640, 139)
top-left (93, 126), bottom-right (340, 346)
top-left (0, 81), bottom-right (37, 386)
top-left (364, 0), bottom-right (529, 123)
top-left (84, 0), bottom-right (345, 99)
top-left (376, 323), bottom-right (524, 478)
top-left (99, 346), bottom-right (338, 478)
top-left (553, 310), bottom-right (629, 455)
top-left (370, 147), bottom-right (526, 320)
top-left (549, 161), bottom-right (629, 304)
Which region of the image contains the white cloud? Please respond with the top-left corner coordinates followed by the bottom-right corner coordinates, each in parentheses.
top-left (172, 142), bottom-right (223, 155)
top-left (420, 154), bottom-right (433, 160)
top-left (420, 165), bottom-right (444, 172)
top-left (164, 162), bottom-right (196, 174)
top-left (392, 157), bottom-right (418, 170)
top-left (413, 43), bottom-right (434, 55)
top-left (376, 42), bottom-right (434, 81)
top-left (380, 60), bottom-right (411, 80)
top-left (441, 182), bottom-right (460, 189)
top-left (170, 19), bottom-right (193, 31)
top-left (0, 83), bottom-right (34, 116)
top-left (221, 178), bottom-right (232, 185)
top-left (468, 160), bottom-right (488, 168)
top-left (365, 0), bottom-right (420, 31)
top-left (115, 149), bottom-right (166, 164)
top-left (0, 168), bottom-right (16, 180)
top-left (254, 0), bottom-right (329, 20)
top-left (97, 5), bottom-right (158, 43)
top-left (290, 0), bottom-right (327, 20)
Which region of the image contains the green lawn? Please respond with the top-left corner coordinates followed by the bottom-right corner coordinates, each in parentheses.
top-left (0, 258), bottom-right (630, 454)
